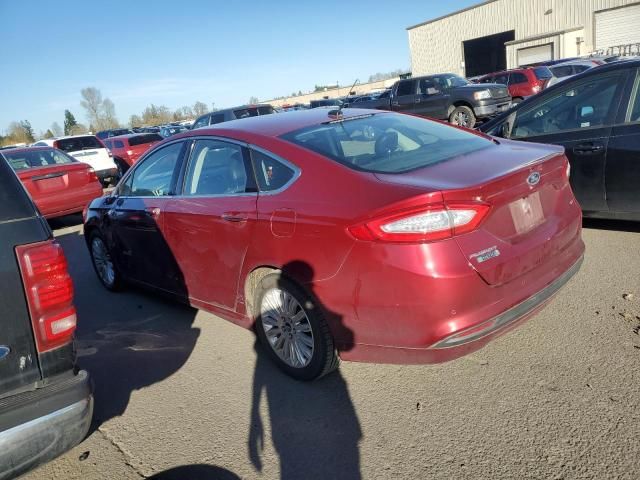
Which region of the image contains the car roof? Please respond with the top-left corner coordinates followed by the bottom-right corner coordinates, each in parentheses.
top-left (2, 146), bottom-right (55, 154)
top-left (184, 107), bottom-right (387, 139)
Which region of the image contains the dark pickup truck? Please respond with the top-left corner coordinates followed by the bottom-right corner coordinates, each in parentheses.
top-left (0, 153), bottom-right (92, 479)
top-left (350, 73), bottom-right (512, 128)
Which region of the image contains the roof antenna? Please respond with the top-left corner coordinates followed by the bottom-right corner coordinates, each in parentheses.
top-left (329, 78), bottom-right (358, 118)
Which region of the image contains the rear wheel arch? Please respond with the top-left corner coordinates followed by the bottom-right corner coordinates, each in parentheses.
top-left (244, 266), bottom-right (281, 320)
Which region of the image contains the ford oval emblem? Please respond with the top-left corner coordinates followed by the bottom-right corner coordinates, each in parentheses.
top-left (0, 346), bottom-right (10, 361)
top-left (527, 172), bottom-right (541, 186)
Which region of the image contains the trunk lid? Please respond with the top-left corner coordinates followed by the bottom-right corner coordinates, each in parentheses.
top-left (375, 140), bottom-right (579, 286)
top-left (18, 162), bottom-right (95, 199)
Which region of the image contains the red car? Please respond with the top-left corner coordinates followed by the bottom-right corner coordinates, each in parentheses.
top-left (103, 133), bottom-right (163, 171)
top-left (84, 108), bottom-right (584, 380)
top-left (4, 147), bottom-right (103, 219)
top-left (478, 66), bottom-right (553, 102)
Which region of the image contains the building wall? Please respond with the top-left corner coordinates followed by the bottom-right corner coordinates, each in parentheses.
top-left (408, 0), bottom-right (639, 76)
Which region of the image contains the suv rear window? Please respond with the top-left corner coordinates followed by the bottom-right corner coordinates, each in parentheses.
top-left (281, 113), bottom-right (492, 174)
top-left (129, 134), bottom-right (162, 146)
top-left (56, 136), bottom-right (103, 152)
top-left (234, 108), bottom-right (259, 119)
top-left (533, 67), bottom-right (553, 79)
top-left (3, 148), bottom-right (75, 171)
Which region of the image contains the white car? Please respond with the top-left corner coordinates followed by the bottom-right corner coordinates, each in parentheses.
top-left (546, 60), bottom-right (601, 87)
top-left (33, 135), bottom-right (118, 186)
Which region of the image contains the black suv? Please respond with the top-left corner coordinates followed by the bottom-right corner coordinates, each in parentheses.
top-left (192, 104), bottom-right (275, 129)
top-left (0, 153), bottom-right (92, 479)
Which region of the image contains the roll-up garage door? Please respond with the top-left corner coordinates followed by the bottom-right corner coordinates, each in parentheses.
top-left (517, 44), bottom-right (553, 66)
top-left (595, 4), bottom-right (640, 50)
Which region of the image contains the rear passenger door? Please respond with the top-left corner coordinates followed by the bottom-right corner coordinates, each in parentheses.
top-left (605, 67), bottom-right (640, 214)
top-left (164, 139), bottom-right (258, 310)
top-left (391, 80), bottom-right (417, 113)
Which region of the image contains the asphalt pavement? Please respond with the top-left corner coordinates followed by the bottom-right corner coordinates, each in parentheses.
top-left (23, 215), bottom-right (640, 480)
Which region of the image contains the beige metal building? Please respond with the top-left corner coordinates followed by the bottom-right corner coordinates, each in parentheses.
top-left (408, 0), bottom-right (640, 77)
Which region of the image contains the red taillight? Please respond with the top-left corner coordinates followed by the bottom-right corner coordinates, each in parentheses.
top-left (16, 241), bottom-right (77, 352)
top-left (349, 203), bottom-right (490, 243)
top-left (88, 167), bottom-right (99, 183)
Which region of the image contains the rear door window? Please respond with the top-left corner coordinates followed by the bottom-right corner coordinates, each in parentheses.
top-left (182, 140), bottom-right (253, 195)
top-left (493, 73), bottom-right (509, 85)
top-left (211, 113), bottom-right (225, 124)
top-left (510, 72), bottom-right (528, 84)
top-left (233, 108), bottom-right (259, 119)
top-left (114, 140), bottom-right (125, 148)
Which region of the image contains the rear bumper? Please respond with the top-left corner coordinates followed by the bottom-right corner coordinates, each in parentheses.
top-left (0, 371), bottom-right (92, 480)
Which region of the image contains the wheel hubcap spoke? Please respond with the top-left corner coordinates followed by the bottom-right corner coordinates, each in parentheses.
top-left (260, 287), bottom-right (315, 368)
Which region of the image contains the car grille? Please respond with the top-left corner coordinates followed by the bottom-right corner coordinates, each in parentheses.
top-left (492, 87), bottom-right (509, 98)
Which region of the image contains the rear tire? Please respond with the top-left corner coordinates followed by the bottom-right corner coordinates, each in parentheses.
top-left (254, 273), bottom-right (339, 381)
top-left (89, 231), bottom-right (123, 291)
top-left (449, 105), bottom-right (476, 128)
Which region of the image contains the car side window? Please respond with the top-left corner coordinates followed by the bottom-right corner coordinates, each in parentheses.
top-left (183, 140), bottom-right (252, 195)
top-left (418, 78), bottom-right (439, 95)
top-left (511, 72), bottom-right (624, 138)
top-left (551, 65), bottom-right (573, 78)
top-left (396, 80), bottom-right (415, 96)
top-left (250, 150), bottom-right (296, 192)
top-left (494, 74), bottom-right (508, 85)
top-left (115, 140), bottom-right (124, 148)
top-left (211, 113), bottom-right (225, 124)
top-left (511, 72), bottom-right (528, 84)
top-left (127, 142), bottom-right (183, 197)
top-left (193, 115), bottom-right (210, 129)
top-left (625, 69), bottom-right (640, 123)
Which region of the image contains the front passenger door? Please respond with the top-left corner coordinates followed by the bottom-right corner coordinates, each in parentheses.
top-left (507, 70), bottom-right (628, 214)
top-left (605, 67), bottom-right (640, 214)
top-left (415, 78), bottom-right (450, 119)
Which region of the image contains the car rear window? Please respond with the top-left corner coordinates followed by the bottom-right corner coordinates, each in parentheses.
top-left (3, 148), bottom-right (76, 171)
top-left (534, 67), bottom-right (553, 79)
top-left (129, 134), bottom-right (162, 146)
top-left (56, 136), bottom-right (103, 152)
top-left (281, 113), bottom-right (493, 174)
top-left (233, 108), bottom-right (259, 119)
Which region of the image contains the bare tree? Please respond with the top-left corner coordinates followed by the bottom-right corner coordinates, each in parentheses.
top-left (50, 122), bottom-right (63, 137)
top-left (249, 96), bottom-right (259, 104)
top-left (129, 114), bottom-right (143, 128)
top-left (101, 98), bottom-right (119, 129)
top-left (69, 123), bottom-right (89, 135)
top-left (193, 101), bottom-right (208, 116)
top-left (80, 87), bottom-right (103, 127)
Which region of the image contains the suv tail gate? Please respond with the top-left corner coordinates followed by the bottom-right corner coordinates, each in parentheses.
top-left (0, 156), bottom-right (49, 396)
top-left (448, 150), bottom-right (580, 286)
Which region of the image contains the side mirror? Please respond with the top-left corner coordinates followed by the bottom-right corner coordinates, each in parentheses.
top-left (104, 195), bottom-right (117, 205)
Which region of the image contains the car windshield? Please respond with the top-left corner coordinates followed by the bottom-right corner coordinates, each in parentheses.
top-left (432, 74), bottom-right (469, 88)
top-left (281, 113), bottom-right (493, 174)
top-left (4, 148), bottom-right (75, 171)
top-left (56, 136), bottom-right (103, 152)
top-left (129, 134), bottom-right (163, 146)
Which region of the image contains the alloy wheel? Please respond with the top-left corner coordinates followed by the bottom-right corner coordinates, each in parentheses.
top-left (260, 288), bottom-right (315, 368)
top-left (91, 236), bottom-right (115, 287)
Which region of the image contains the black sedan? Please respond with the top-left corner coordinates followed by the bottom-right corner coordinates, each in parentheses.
top-left (480, 58), bottom-right (640, 221)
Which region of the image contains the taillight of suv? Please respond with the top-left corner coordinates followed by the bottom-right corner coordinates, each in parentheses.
top-left (16, 240), bottom-right (77, 352)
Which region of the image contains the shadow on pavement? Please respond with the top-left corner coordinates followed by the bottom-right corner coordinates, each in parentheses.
top-left (47, 212), bottom-right (84, 230)
top-left (146, 464), bottom-right (240, 480)
top-left (54, 226), bottom-right (199, 432)
top-left (583, 217), bottom-right (640, 233)
top-left (248, 261), bottom-right (362, 480)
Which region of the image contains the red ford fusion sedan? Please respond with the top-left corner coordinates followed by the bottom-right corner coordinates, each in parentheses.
top-left (4, 146), bottom-right (103, 219)
top-left (83, 108), bottom-right (584, 380)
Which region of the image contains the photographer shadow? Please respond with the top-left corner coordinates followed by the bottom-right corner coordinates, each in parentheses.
top-left (248, 261), bottom-right (362, 480)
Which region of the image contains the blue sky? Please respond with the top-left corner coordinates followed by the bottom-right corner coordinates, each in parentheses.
top-left (0, 0), bottom-right (478, 133)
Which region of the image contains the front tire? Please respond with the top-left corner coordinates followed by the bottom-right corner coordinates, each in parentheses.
top-left (254, 274), bottom-right (339, 381)
top-left (89, 231), bottom-right (123, 291)
top-left (449, 105), bottom-right (476, 128)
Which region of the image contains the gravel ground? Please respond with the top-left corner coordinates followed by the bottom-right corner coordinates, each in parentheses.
top-left (23, 216), bottom-right (640, 480)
